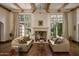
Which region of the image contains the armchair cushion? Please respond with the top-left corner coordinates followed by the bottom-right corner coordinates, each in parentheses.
top-left (19, 39), bottom-right (27, 44)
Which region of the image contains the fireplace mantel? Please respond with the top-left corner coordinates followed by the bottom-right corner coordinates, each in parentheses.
top-left (33, 27), bottom-right (49, 29)
top-left (33, 27), bottom-right (49, 31)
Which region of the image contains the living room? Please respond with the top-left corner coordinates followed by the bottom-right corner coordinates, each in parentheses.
top-left (0, 3), bottom-right (79, 56)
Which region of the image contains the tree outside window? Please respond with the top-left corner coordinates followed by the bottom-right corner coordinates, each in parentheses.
top-left (50, 14), bottom-right (63, 37)
top-left (18, 14), bottom-right (31, 36)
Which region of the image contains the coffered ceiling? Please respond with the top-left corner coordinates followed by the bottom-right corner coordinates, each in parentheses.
top-left (0, 3), bottom-right (79, 13)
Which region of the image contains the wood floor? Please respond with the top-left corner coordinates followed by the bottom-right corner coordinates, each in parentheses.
top-left (0, 41), bottom-right (11, 53)
top-left (0, 40), bottom-right (79, 56)
top-left (26, 43), bottom-right (53, 56)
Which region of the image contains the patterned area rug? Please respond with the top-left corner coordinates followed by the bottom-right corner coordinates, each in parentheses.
top-left (21, 43), bottom-right (53, 56)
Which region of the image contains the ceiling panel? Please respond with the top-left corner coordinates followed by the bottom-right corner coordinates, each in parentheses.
top-left (49, 3), bottom-right (64, 10)
top-left (17, 3), bottom-right (31, 9)
top-left (64, 3), bottom-right (79, 10)
top-left (35, 3), bottom-right (46, 9)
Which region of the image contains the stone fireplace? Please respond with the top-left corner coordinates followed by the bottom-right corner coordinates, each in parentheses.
top-left (32, 27), bottom-right (49, 41)
top-left (31, 9), bottom-right (51, 40)
top-left (35, 31), bottom-right (47, 41)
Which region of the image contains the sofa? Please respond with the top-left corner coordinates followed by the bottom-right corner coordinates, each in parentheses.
top-left (11, 36), bottom-right (33, 52)
top-left (49, 38), bottom-right (70, 52)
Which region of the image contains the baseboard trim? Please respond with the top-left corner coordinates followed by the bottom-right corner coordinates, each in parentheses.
top-left (70, 39), bottom-right (79, 44)
top-left (0, 40), bottom-right (12, 44)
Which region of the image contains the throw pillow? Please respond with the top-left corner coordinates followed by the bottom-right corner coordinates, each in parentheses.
top-left (19, 39), bottom-right (27, 44)
top-left (24, 36), bottom-right (30, 41)
top-left (55, 38), bottom-right (63, 44)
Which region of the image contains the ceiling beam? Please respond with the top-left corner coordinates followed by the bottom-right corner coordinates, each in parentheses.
top-left (31, 3), bottom-right (36, 13)
top-left (65, 5), bottom-right (79, 13)
top-left (44, 3), bottom-right (50, 13)
top-left (62, 4), bottom-right (79, 12)
top-left (58, 3), bottom-right (69, 12)
top-left (14, 3), bottom-right (23, 11)
top-left (70, 5), bottom-right (79, 11)
top-left (0, 4), bottom-right (11, 12)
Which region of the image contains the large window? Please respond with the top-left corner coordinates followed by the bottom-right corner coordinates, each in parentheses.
top-left (50, 14), bottom-right (63, 37)
top-left (18, 14), bottom-right (31, 36)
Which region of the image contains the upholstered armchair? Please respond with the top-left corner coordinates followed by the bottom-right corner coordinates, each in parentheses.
top-left (49, 39), bottom-right (70, 52)
top-left (53, 39), bottom-right (70, 52)
top-left (11, 36), bottom-right (33, 52)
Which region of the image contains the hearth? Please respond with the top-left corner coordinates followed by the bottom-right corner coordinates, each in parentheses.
top-left (35, 31), bottom-right (47, 42)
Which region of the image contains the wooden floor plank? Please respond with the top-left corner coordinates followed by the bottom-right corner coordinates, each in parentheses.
top-left (26, 43), bottom-right (53, 56)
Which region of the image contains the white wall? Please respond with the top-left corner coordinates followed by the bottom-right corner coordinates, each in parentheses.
top-left (76, 8), bottom-right (79, 42)
top-left (72, 10), bottom-right (77, 41)
top-left (9, 12), bottom-right (14, 33)
top-left (66, 10), bottom-right (77, 41)
top-left (67, 9), bottom-right (79, 42)
top-left (0, 7), bottom-right (14, 41)
top-left (68, 12), bottom-right (74, 39)
top-left (0, 7), bottom-right (8, 41)
top-left (0, 12), bottom-right (5, 41)
top-left (63, 12), bottom-right (68, 38)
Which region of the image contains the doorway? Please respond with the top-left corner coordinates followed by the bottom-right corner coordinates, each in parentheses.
top-left (35, 31), bottom-right (47, 42)
top-left (0, 22), bottom-right (4, 41)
